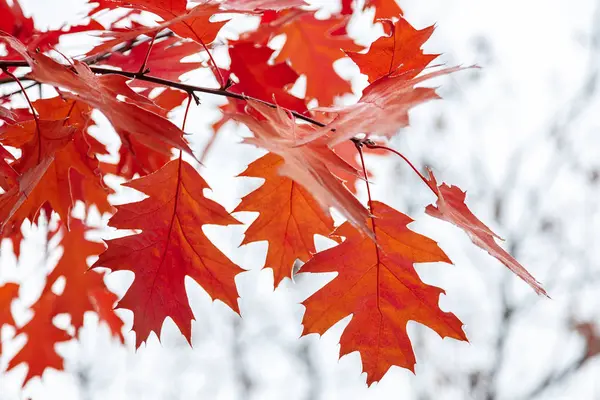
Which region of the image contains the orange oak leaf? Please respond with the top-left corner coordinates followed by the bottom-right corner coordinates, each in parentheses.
top-left (44, 219), bottom-right (123, 341)
top-left (7, 292), bottom-right (72, 385)
top-left (232, 100), bottom-right (371, 237)
top-left (234, 153), bottom-right (335, 286)
top-left (346, 17), bottom-right (437, 83)
top-left (0, 282), bottom-right (19, 355)
top-left (0, 119), bottom-right (112, 230)
top-left (301, 201), bottom-right (466, 384)
top-left (424, 170), bottom-right (547, 296)
top-left (272, 11), bottom-right (362, 105)
top-left (93, 158), bottom-right (243, 347)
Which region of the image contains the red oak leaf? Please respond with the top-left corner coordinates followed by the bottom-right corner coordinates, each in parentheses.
top-left (229, 42), bottom-right (307, 113)
top-left (44, 219), bottom-right (123, 341)
top-left (94, 158), bottom-right (243, 347)
top-left (101, 36), bottom-right (202, 85)
top-left (234, 153), bottom-right (335, 286)
top-left (424, 170), bottom-right (547, 296)
top-left (0, 117), bottom-right (112, 230)
top-left (301, 201), bottom-right (466, 384)
top-left (0, 282), bottom-right (19, 354)
top-left (273, 11), bottom-right (362, 105)
top-left (233, 100), bottom-right (371, 237)
top-left (0, 0), bottom-right (34, 48)
top-left (7, 292), bottom-right (72, 385)
top-left (346, 17), bottom-right (437, 83)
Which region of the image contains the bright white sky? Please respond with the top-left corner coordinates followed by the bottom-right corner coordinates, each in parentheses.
top-left (1, 0), bottom-right (599, 399)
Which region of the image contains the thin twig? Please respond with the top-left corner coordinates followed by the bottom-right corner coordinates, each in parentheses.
top-left (364, 142), bottom-right (437, 194)
top-left (137, 32), bottom-right (158, 76)
top-left (0, 60), bottom-right (321, 127)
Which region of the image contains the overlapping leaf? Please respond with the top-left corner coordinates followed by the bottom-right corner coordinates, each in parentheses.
top-left (229, 42), bottom-right (307, 113)
top-left (232, 100), bottom-right (371, 236)
top-left (309, 67), bottom-right (464, 146)
top-left (301, 201), bottom-right (467, 384)
top-left (0, 33), bottom-right (193, 157)
top-left (235, 153), bottom-right (335, 286)
top-left (0, 98), bottom-right (112, 230)
top-left (244, 10), bottom-right (361, 105)
top-left (273, 11), bottom-right (361, 104)
top-left (94, 158), bottom-right (243, 347)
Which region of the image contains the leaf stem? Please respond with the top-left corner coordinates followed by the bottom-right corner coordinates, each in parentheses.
top-left (363, 141), bottom-right (437, 194)
top-left (137, 32), bottom-right (158, 76)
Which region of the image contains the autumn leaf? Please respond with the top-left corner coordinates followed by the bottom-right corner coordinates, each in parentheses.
top-left (310, 67), bottom-right (465, 146)
top-left (0, 117), bottom-right (112, 230)
top-left (0, 282), bottom-right (18, 354)
top-left (234, 153), bottom-right (335, 286)
top-left (346, 17), bottom-right (437, 83)
top-left (301, 201), bottom-right (466, 384)
top-left (44, 219), bottom-right (123, 341)
top-left (7, 292), bottom-right (72, 385)
top-left (0, 34), bottom-right (193, 157)
top-left (0, 0), bottom-right (34, 50)
top-left (232, 100), bottom-right (371, 237)
top-left (269, 11), bottom-right (362, 105)
top-left (228, 42), bottom-right (307, 113)
top-left (94, 158), bottom-right (243, 347)
top-left (424, 170), bottom-right (547, 296)
top-left (101, 36), bottom-right (202, 86)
